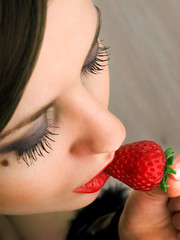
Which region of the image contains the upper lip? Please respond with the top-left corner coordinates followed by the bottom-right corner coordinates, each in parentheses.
top-left (78, 152), bottom-right (115, 186)
top-left (94, 152), bottom-right (115, 177)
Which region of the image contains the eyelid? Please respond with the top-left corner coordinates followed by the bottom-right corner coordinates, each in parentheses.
top-left (0, 106), bottom-right (57, 154)
top-left (0, 114), bottom-right (47, 153)
top-left (87, 6), bottom-right (101, 56)
top-left (0, 100), bottom-right (56, 141)
top-left (17, 108), bottom-right (59, 165)
top-left (83, 40), bottom-right (99, 67)
top-left (83, 6), bottom-right (101, 68)
top-left (82, 41), bottom-right (110, 76)
top-left (0, 106), bottom-right (59, 166)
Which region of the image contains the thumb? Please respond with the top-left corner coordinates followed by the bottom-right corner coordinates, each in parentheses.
top-left (167, 154), bottom-right (180, 198)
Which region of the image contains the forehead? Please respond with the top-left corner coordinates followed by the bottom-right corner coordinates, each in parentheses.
top-left (2, 0), bottom-right (97, 133)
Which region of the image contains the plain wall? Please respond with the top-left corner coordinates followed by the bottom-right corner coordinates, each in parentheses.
top-left (94, 0), bottom-right (180, 154)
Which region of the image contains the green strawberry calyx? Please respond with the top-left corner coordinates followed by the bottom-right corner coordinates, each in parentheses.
top-left (160, 148), bottom-right (176, 192)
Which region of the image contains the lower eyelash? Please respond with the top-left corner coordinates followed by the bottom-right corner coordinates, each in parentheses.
top-left (82, 45), bottom-right (110, 75)
top-left (17, 114), bottom-right (59, 166)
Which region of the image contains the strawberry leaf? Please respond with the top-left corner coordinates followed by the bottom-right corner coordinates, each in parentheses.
top-left (166, 156), bottom-right (175, 166)
top-left (160, 173), bottom-right (169, 192)
top-left (160, 147), bottom-right (176, 192)
top-left (166, 166), bottom-right (176, 175)
top-left (164, 148), bottom-right (174, 159)
top-left (160, 184), bottom-right (170, 192)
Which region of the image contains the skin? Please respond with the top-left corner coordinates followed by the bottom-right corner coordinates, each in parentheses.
top-left (0, 0), bottom-right (126, 214)
top-left (0, 0), bottom-right (180, 239)
top-left (118, 155), bottom-right (180, 240)
top-left (0, 0), bottom-right (125, 239)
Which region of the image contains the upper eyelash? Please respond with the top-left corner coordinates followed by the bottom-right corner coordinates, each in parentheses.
top-left (82, 44), bottom-right (110, 75)
top-left (16, 115), bottom-right (59, 166)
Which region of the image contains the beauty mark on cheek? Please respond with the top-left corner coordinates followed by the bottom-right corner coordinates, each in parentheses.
top-left (0, 159), bottom-right (9, 167)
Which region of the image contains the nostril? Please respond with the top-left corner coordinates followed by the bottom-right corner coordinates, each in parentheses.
top-left (107, 152), bottom-right (116, 163)
top-left (70, 139), bottom-right (91, 155)
top-left (70, 127), bottom-right (125, 155)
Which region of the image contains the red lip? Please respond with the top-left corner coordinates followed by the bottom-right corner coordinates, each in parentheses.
top-left (73, 154), bottom-right (115, 194)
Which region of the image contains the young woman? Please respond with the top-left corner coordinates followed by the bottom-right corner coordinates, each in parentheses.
top-left (0, 1), bottom-right (180, 239)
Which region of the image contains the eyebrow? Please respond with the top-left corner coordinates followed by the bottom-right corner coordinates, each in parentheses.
top-left (0, 5), bottom-right (101, 141)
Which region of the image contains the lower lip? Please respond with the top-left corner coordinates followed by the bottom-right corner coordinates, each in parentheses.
top-left (73, 171), bottom-right (110, 194)
top-left (73, 154), bottom-right (115, 194)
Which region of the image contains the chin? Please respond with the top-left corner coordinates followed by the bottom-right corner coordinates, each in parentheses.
top-left (69, 190), bottom-right (101, 211)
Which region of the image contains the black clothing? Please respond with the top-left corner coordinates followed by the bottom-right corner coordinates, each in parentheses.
top-left (67, 186), bottom-right (128, 240)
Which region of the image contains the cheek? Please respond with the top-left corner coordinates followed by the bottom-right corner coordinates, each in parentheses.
top-left (0, 178), bottom-right (40, 214)
top-left (0, 151), bottom-right (74, 214)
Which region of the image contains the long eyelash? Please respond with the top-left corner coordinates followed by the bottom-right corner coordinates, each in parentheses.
top-left (82, 45), bottom-right (110, 75)
top-left (16, 118), bottom-right (59, 166)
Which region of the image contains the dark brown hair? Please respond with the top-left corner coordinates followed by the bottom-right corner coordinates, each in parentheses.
top-left (0, 0), bottom-right (47, 133)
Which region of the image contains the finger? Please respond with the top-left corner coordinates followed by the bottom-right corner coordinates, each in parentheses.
top-left (167, 154), bottom-right (180, 198)
top-left (172, 212), bottom-right (180, 231)
top-left (168, 196), bottom-right (180, 212)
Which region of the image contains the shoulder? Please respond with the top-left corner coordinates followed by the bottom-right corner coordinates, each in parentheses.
top-left (67, 185), bottom-right (129, 240)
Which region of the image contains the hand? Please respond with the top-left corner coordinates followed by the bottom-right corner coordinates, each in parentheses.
top-left (118, 154), bottom-right (180, 240)
top-left (167, 154), bottom-right (180, 239)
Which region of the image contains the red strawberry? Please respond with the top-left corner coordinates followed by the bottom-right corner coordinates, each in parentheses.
top-left (105, 140), bottom-right (176, 192)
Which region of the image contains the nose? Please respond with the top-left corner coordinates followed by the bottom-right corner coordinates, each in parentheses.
top-left (60, 84), bottom-right (126, 155)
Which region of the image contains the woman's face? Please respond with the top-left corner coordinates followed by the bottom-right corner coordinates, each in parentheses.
top-left (0, 0), bottom-right (125, 215)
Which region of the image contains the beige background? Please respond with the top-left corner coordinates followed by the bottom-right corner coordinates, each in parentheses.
top-left (94, 0), bottom-right (180, 157)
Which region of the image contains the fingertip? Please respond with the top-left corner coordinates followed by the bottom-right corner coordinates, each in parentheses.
top-left (169, 154), bottom-right (180, 181)
top-left (167, 154), bottom-right (180, 198)
top-left (174, 154), bottom-right (180, 163)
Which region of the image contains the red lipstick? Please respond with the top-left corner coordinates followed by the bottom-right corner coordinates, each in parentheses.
top-left (73, 171), bottom-right (110, 193)
top-left (73, 154), bottom-right (115, 194)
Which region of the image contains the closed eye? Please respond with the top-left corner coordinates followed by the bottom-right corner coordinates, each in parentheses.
top-left (82, 40), bottom-right (110, 75)
top-left (0, 107), bottom-right (59, 166)
top-left (16, 108), bottom-right (59, 166)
